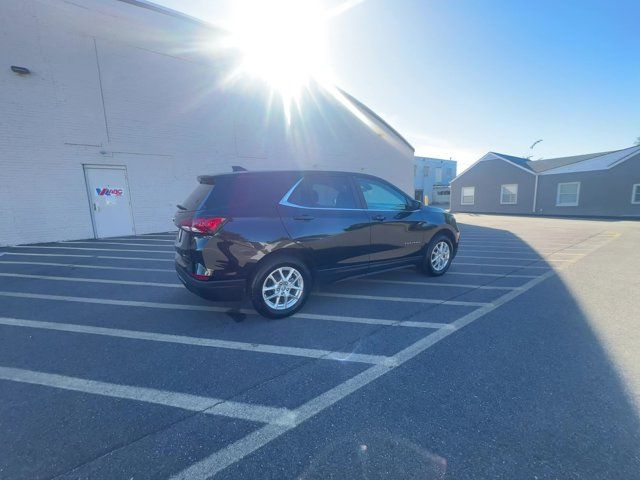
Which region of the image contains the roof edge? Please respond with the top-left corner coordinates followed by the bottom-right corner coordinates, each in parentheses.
top-left (486, 152), bottom-right (536, 175)
top-left (337, 88), bottom-right (414, 152)
top-left (450, 152), bottom-right (500, 183)
top-left (115, 0), bottom-right (222, 31)
top-left (536, 145), bottom-right (640, 175)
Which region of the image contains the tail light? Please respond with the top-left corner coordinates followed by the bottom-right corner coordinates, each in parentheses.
top-left (179, 216), bottom-right (226, 235)
top-left (190, 272), bottom-right (212, 280)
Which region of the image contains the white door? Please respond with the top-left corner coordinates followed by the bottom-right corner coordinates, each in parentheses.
top-left (84, 165), bottom-right (135, 238)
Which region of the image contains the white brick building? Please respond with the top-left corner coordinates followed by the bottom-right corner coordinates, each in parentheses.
top-left (0, 0), bottom-right (414, 246)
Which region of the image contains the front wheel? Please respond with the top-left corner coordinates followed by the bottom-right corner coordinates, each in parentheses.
top-left (250, 256), bottom-right (311, 318)
top-left (421, 234), bottom-right (453, 276)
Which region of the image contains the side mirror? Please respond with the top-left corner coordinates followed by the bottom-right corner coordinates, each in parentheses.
top-left (407, 200), bottom-right (422, 210)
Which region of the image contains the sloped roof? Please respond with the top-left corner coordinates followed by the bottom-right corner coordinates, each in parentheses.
top-left (490, 152), bottom-right (532, 169)
top-left (491, 145), bottom-right (640, 173)
top-left (337, 89), bottom-right (415, 151)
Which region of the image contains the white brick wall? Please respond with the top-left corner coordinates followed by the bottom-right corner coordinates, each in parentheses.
top-left (0, 0), bottom-right (414, 246)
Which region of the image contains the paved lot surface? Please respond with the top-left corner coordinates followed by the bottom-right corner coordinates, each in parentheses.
top-left (1, 214), bottom-right (639, 479)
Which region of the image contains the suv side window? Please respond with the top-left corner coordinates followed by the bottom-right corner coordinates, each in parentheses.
top-left (287, 175), bottom-right (357, 209)
top-left (356, 177), bottom-right (409, 210)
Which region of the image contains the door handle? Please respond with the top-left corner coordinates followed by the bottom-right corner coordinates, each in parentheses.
top-left (293, 214), bottom-right (314, 221)
top-left (372, 215), bottom-right (385, 221)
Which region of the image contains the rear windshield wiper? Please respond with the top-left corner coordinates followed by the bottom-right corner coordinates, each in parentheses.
top-left (176, 204), bottom-right (187, 210)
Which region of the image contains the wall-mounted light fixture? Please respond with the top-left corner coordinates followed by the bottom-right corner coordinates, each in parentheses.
top-left (10, 66), bottom-right (31, 75)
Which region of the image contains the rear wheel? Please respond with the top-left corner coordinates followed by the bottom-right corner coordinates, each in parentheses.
top-left (250, 256), bottom-right (311, 318)
top-left (421, 234), bottom-right (453, 276)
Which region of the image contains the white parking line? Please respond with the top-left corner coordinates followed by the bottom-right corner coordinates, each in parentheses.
top-left (0, 272), bottom-right (181, 288)
top-left (62, 241), bottom-right (174, 248)
top-left (457, 248), bottom-right (551, 254)
top-left (456, 255), bottom-right (542, 261)
top-left (11, 246), bottom-right (173, 254)
top-left (0, 291), bottom-right (453, 330)
top-left (459, 248), bottom-right (595, 255)
top-left (2, 252), bottom-right (93, 258)
top-left (444, 271), bottom-right (539, 278)
top-left (357, 279), bottom-right (517, 290)
top-left (315, 292), bottom-right (489, 307)
top-left (171, 269), bottom-right (560, 480)
top-left (0, 261), bottom-right (174, 273)
top-left (0, 272), bottom-right (490, 308)
top-left (457, 257), bottom-right (572, 263)
top-left (544, 252), bottom-right (587, 256)
top-left (460, 239), bottom-right (573, 250)
top-left (0, 317), bottom-right (391, 365)
top-left (0, 366), bottom-right (296, 426)
top-left (101, 255), bottom-right (174, 262)
top-left (0, 271), bottom-right (516, 295)
top-left (0, 258), bottom-right (548, 279)
top-left (461, 234), bottom-right (582, 238)
top-left (1, 252), bottom-right (173, 262)
top-left (293, 312), bottom-right (455, 330)
top-left (453, 262), bottom-right (551, 269)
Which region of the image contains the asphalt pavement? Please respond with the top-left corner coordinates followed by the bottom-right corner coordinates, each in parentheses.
top-left (0, 214), bottom-right (639, 479)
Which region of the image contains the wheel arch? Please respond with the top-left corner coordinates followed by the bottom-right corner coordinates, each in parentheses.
top-left (434, 227), bottom-right (458, 257)
top-left (245, 246), bottom-right (315, 290)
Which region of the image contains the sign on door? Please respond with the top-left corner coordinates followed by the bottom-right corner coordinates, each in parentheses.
top-left (84, 165), bottom-right (135, 238)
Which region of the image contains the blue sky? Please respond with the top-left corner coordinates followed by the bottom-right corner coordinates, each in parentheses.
top-left (155, 0), bottom-right (640, 171)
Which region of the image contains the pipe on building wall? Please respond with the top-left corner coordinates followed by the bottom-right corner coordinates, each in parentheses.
top-left (532, 174), bottom-right (539, 213)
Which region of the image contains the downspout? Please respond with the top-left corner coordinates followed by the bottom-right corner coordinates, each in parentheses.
top-left (532, 174), bottom-right (539, 214)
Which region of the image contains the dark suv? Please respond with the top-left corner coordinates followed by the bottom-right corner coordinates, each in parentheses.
top-left (174, 170), bottom-right (460, 318)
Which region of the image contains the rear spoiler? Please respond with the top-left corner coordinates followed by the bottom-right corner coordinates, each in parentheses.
top-left (198, 166), bottom-right (247, 184)
top-left (197, 175), bottom-right (215, 185)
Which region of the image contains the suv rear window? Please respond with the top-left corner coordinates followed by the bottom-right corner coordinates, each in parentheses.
top-left (181, 172), bottom-right (301, 214)
top-left (180, 183), bottom-right (214, 211)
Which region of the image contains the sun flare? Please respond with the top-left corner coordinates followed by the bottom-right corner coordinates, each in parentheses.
top-left (226, 0), bottom-right (331, 107)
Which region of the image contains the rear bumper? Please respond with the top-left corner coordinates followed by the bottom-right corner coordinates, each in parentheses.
top-left (175, 262), bottom-right (245, 301)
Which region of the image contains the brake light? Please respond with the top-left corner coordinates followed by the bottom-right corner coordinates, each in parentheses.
top-left (190, 273), bottom-right (211, 280)
top-left (179, 216), bottom-right (226, 235)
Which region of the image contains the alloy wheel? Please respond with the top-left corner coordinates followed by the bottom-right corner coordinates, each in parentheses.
top-left (430, 241), bottom-right (451, 272)
top-left (262, 266), bottom-right (304, 310)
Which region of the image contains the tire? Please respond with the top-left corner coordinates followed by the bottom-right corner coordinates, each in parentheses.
top-left (421, 233), bottom-right (453, 277)
top-left (250, 255), bottom-right (312, 318)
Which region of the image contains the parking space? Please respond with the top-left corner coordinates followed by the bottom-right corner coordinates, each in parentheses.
top-left (0, 215), bottom-right (634, 479)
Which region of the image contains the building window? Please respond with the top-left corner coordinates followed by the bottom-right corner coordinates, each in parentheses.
top-left (500, 184), bottom-right (518, 205)
top-left (632, 184), bottom-right (640, 204)
top-left (556, 182), bottom-right (580, 206)
top-left (445, 168), bottom-right (452, 178)
top-left (423, 165), bottom-right (430, 177)
top-left (435, 167), bottom-right (442, 183)
top-left (461, 186), bottom-right (475, 205)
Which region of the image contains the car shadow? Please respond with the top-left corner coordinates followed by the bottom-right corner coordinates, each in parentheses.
top-left (257, 220), bottom-right (640, 480)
